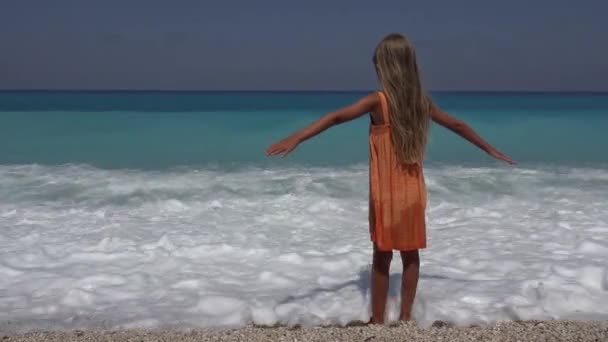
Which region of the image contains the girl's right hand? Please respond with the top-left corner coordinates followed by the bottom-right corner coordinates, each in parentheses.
top-left (488, 148), bottom-right (515, 165)
top-left (265, 136), bottom-right (300, 158)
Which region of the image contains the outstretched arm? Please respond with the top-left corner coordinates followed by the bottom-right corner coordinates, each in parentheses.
top-left (430, 103), bottom-right (515, 165)
top-left (266, 93), bottom-right (378, 158)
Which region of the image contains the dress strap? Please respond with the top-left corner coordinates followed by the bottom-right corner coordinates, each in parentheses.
top-left (376, 91), bottom-right (390, 125)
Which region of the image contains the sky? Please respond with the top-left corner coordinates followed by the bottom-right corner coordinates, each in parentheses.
top-left (0, 0), bottom-right (607, 91)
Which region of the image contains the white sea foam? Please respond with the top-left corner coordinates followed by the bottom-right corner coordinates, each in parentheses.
top-left (0, 164), bottom-right (607, 331)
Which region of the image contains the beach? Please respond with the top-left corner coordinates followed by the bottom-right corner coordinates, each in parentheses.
top-left (4, 321), bottom-right (608, 341)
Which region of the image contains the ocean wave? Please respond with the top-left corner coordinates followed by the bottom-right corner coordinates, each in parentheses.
top-left (1, 163), bottom-right (607, 331)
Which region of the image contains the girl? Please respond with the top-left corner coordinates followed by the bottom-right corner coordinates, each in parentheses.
top-left (265, 33), bottom-right (513, 324)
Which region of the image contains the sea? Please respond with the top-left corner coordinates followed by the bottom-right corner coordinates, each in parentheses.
top-left (1, 91), bottom-right (607, 331)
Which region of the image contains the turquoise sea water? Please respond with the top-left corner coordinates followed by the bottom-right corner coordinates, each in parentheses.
top-left (1, 91), bottom-right (607, 168)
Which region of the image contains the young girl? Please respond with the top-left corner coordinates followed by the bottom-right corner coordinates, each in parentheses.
top-left (265, 33), bottom-right (513, 324)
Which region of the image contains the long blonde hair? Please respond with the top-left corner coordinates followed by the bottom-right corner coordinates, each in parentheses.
top-left (373, 33), bottom-right (431, 164)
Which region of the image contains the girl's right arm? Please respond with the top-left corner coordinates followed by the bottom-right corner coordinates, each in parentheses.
top-left (266, 93), bottom-right (378, 158)
top-left (430, 104), bottom-right (515, 165)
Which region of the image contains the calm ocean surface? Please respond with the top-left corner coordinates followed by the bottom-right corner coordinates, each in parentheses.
top-left (1, 91), bottom-right (607, 168)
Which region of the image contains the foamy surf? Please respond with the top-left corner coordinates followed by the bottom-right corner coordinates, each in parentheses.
top-left (1, 164), bottom-right (607, 332)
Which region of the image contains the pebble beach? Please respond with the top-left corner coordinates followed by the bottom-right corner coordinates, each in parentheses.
top-left (3, 321), bottom-right (607, 342)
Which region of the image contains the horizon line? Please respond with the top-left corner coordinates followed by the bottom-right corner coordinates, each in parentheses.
top-left (1, 89), bottom-right (607, 94)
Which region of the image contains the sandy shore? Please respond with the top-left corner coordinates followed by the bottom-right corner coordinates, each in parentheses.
top-left (2, 320), bottom-right (607, 342)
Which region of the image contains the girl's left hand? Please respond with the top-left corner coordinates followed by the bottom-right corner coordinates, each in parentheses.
top-left (265, 137), bottom-right (300, 158)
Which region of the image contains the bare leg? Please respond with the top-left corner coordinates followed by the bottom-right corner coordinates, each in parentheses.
top-left (399, 249), bottom-right (420, 321)
top-left (370, 246), bottom-right (392, 324)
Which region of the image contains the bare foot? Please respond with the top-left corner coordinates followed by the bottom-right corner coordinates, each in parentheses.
top-left (399, 318), bottom-right (417, 325)
top-left (368, 317), bottom-right (385, 325)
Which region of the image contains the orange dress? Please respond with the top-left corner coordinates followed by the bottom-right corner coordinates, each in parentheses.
top-left (369, 92), bottom-right (427, 251)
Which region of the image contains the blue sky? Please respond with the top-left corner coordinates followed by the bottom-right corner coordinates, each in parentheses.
top-left (1, 0), bottom-right (606, 91)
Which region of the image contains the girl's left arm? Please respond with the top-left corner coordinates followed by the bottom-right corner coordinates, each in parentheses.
top-left (266, 93), bottom-right (378, 158)
top-left (430, 103), bottom-right (515, 165)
